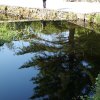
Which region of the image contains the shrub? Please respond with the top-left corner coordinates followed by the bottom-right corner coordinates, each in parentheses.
top-left (88, 14), bottom-right (94, 22)
top-left (94, 14), bottom-right (100, 24)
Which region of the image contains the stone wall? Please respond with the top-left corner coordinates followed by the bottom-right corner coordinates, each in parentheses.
top-left (0, 5), bottom-right (78, 21)
top-left (0, 4), bottom-right (100, 25)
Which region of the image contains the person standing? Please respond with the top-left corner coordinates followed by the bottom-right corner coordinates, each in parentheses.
top-left (43, 0), bottom-right (46, 8)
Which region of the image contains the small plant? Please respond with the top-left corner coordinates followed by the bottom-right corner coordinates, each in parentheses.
top-left (55, 12), bottom-right (57, 17)
top-left (65, 13), bottom-right (69, 19)
top-left (30, 9), bottom-right (33, 13)
top-left (92, 73), bottom-right (100, 100)
top-left (17, 9), bottom-right (21, 14)
top-left (21, 7), bottom-right (24, 12)
top-left (2, 5), bottom-right (7, 11)
top-left (94, 14), bottom-right (100, 24)
top-left (88, 14), bottom-right (94, 22)
top-left (33, 10), bottom-right (37, 13)
top-left (69, 12), bottom-right (77, 20)
top-left (4, 6), bottom-right (7, 11)
top-left (8, 8), bottom-right (12, 12)
top-left (51, 11), bottom-right (55, 15)
top-left (59, 13), bottom-right (62, 17)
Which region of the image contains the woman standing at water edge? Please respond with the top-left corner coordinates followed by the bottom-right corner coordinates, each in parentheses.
top-left (43, 0), bottom-right (46, 8)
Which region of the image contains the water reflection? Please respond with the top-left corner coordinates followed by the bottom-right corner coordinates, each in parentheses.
top-left (41, 20), bottom-right (47, 30)
top-left (0, 20), bottom-right (100, 100)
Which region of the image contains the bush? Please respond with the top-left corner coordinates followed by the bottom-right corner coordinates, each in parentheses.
top-left (88, 14), bottom-right (94, 22)
top-left (94, 14), bottom-right (100, 24)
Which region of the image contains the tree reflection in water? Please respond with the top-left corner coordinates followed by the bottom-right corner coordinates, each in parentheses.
top-left (14, 21), bottom-right (100, 100)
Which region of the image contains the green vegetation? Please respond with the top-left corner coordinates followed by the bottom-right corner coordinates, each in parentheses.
top-left (0, 23), bottom-right (20, 45)
top-left (69, 12), bottom-right (77, 20)
top-left (94, 14), bottom-right (100, 24)
top-left (1, 5), bottom-right (7, 11)
top-left (51, 11), bottom-right (55, 15)
top-left (8, 8), bottom-right (12, 12)
top-left (93, 74), bottom-right (100, 100)
top-left (88, 14), bottom-right (94, 22)
top-left (65, 13), bottom-right (69, 19)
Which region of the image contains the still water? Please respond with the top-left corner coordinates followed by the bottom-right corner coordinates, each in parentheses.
top-left (0, 18), bottom-right (100, 100)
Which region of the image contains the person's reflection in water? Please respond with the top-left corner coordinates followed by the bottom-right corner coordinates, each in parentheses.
top-left (41, 20), bottom-right (47, 30)
top-left (43, 0), bottom-right (46, 8)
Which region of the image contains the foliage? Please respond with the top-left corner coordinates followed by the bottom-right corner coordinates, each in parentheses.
top-left (65, 13), bottom-right (69, 19)
top-left (94, 14), bottom-right (100, 24)
top-left (93, 73), bottom-right (100, 100)
top-left (1, 5), bottom-right (7, 11)
top-left (88, 14), bottom-right (94, 22)
top-left (69, 12), bottom-right (77, 20)
top-left (94, 24), bottom-right (100, 34)
top-left (50, 11), bottom-right (55, 15)
top-left (0, 23), bottom-right (19, 45)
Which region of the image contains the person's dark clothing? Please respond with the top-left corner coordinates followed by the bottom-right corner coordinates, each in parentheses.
top-left (43, 0), bottom-right (46, 8)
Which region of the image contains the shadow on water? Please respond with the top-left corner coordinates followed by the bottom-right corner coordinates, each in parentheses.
top-left (1, 20), bottom-right (100, 100)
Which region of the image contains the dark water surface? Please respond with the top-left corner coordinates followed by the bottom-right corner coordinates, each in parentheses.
top-left (0, 19), bottom-right (100, 100)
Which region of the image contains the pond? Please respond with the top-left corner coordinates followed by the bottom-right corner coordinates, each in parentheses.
top-left (0, 14), bottom-right (100, 100)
